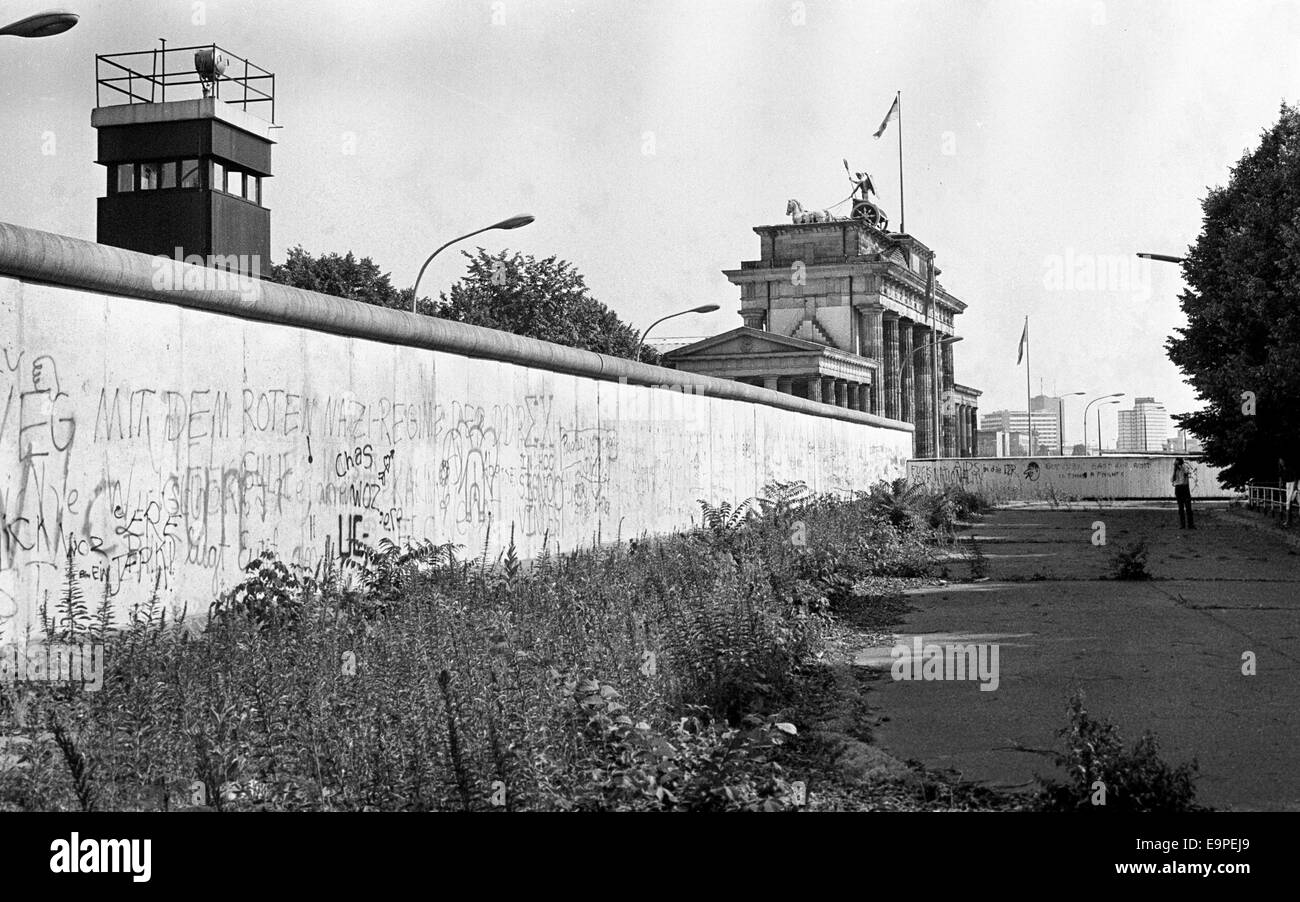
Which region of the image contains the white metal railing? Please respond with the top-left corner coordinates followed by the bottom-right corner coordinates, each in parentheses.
top-left (1246, 482), bottom-right (1293, 513)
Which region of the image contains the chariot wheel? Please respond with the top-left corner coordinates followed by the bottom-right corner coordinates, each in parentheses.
top-left (852, 200), bottom-right (884, 229)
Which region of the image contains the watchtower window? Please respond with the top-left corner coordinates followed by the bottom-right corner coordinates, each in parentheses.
top-left (104, 156), bottom-right (263, 204)
top-left (110, 159), bottom-right (213, 193)
top-left (139, 162), bottom-right (161, 190)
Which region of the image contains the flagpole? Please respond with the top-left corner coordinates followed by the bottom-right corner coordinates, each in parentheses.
top-left (1024, 316), bottom-right (1034, 457)
top-left (896, 91), bottom-right (905, 234)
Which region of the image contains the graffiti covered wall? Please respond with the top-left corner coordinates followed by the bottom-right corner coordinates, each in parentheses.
top-left (907, 456), bottom-right (1233, 503)
top-left (0, 270), bottom-right (911, 637)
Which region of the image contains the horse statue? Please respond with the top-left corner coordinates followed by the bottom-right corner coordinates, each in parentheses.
top-left (786, 199), bottom-right (834, 224)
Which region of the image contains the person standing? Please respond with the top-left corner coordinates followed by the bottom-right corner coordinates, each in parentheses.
top-left (1280, 455), bottom-right (1298, 528)
top-left (1172, 457), bottom-right (1194, 529)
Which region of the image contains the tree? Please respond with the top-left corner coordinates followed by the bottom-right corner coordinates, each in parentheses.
top-left (434, 249), bottom-right (659, 364)
top-left (267, 246), bottom-right (422, 312)
top-left (267, 245), bottom-right (656, 363)
top-left (1166, 103), bottom-right (1300, 488)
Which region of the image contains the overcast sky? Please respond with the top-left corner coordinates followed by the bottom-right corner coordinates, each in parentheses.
top-left (3, 0), bottom-right (1297, 447)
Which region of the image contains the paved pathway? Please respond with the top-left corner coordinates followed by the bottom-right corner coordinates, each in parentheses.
top-left (859, 502), bottom-right (1300, 811)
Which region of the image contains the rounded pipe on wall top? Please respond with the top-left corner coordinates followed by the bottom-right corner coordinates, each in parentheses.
top-left (0, 220), bottom-right (911, 432)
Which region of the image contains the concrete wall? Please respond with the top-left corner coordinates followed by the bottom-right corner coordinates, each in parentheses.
top-left (0, 223), bottom-right (912, 637)
top-left (907, 456), bottom-right (1233, 503)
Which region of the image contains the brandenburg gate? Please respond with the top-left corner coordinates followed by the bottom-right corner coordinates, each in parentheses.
top-left (665, 200), bottom-right (980, 459)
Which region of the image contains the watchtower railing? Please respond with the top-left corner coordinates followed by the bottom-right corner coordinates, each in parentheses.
top-left (95, 42), bottom-right (275, 124)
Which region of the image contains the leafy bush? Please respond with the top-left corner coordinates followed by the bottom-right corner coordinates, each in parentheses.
top-left (1034, 693), bottom-right (1202, 812)
top-left (943, 487), bottom-right (988, 521)
top-left (1110, 540), bottom-right (1151, 580)
top-left (209, 553), bottom-right (305, 630)
top-left (756, 480), bottom-right (811, 518)
top-left (858, 480), bottom-right (984, 536)
top-left (697, 498), bottom-right (755, 532)
top-left (554, 678), bottom-right (798, 811)
top-left (854, 527), bottom-right (935, 577)
top-left (338, 538), bottom-right (463, 619)
top-left (861, 479), bottom-right (926, 533)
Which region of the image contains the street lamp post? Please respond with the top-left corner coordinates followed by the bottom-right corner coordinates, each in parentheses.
top-left (911, 335), bottom-right (962, 458)
top-left (932, 328), bottom-right (940, 459)
top-left (1083, 393), bottom-right (1125, 456)
top-left (1096, 399), bottom-right (1122, 455)
top-left (409, 215), bottom-right (534, 313)
top-left (1137, 252), bottom-right (1187, 455)
top-left (635, 304), bottom-right (720, 359)
top-left (1057, 391), bottom-right (1086, 456)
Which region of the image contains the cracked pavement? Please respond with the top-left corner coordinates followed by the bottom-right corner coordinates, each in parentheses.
top-left (858, 502), bottom-right (1300, 811)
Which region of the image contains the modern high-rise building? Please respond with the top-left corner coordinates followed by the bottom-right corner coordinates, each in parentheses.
top-left (1030, 393), bottom-right (1068, 453)
top-left (976, 429), bottom-right (1028, 457)
top-left (1029, 394), bottom-right (1061, 413)
top-left (1117, 397), bottom-right (1171, 452)
top-left (979, 409), bottom-right (1058, 455)
top-left (1163, 429), bottom-right (1202, 454)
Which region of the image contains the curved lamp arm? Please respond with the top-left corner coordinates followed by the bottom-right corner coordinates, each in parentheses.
top-left (1082, 393), bottom-right (1125, 447)
top-left (635, 304), bottom-right (720, 359)
top-left (1082, 393), bottom-right (1124, 421)
top-left (1056, 391), bottom-right (1086, 455)
top-left (410, 215), bottom-right (534, 313)
top-left (911, 334), bottom-right (962, 356)
top-left (1136, 252), bottom-right (1184, 264)
top-left (0, 12), bottom-right (79, 38)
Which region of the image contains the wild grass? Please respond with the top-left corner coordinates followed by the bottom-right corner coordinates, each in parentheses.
top-left (0, 480), bottom-right (981, 812)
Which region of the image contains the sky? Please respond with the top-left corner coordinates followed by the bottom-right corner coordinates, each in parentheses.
top-left (2, 0), bottom-right (1298, 449)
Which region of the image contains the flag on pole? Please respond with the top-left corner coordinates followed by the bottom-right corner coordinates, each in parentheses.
top-left (1016, 317), bottom-right (1028, 364)
top-left (873, 95), bottom-right (900, 139)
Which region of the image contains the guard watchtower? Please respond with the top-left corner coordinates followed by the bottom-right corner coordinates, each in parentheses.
top-left (92, 43), bottom-right (276, 274)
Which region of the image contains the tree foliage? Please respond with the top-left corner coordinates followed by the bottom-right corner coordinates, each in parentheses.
top-left (267, 246), bottom-right (426, 313)
top-left (266, 246), bottom-right (654, 362)
top-left (1167, 103), bottom-right (1300, 487)
top-left (434, 249), bottom-right (658, 363)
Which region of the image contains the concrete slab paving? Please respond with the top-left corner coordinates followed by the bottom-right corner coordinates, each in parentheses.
top-left (863, 504), bottom-right (1300, 810)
